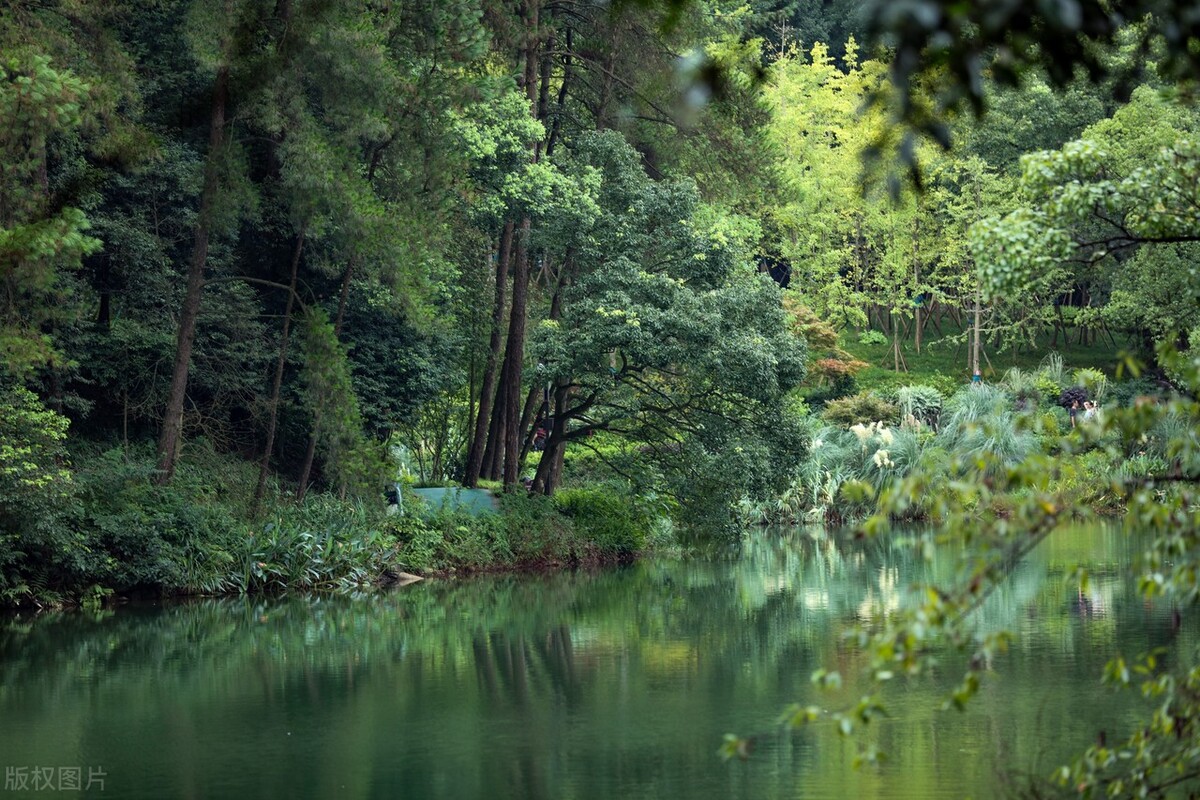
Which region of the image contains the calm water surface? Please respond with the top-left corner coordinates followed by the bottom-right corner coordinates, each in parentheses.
top-left (0, 526), bottom-right (1188, 799)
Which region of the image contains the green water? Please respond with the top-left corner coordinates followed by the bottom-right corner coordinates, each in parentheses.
top-left (0, 526), bottom-right (1188, 799)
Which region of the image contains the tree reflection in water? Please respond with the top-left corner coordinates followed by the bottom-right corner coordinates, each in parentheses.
top-left (0, 525), bottom-right (1188, 800)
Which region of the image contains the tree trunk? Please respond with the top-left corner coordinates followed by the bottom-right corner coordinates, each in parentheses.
top-left (971, 285), bottom-right (982, 378)
top-left (913, 215), bottom-right (922, 354)
top-left (499, 3), bottom-right (541, 490)
top-left (501, 219), bottom-right (531, 488)
top-left (891, 310), bottom-right (908, 372)
top-left (546, 26), bottom-right (572, 157)
top-left (531, 384), bottom-right (568, 495)
top-left (155, 64), bottom-right (229, 484)
top-left (928, 300), bottom-right (944, 337)
top-left (519, 268), bottom-right (567, 465)
top-left (482, 363), bottom-right (507, 481)
top-left (465, 221), bottom-right (514, 486)
top-left (516, 382), bottom-right (544, 467)
top-left (253, 228), bottom-right (305, 513)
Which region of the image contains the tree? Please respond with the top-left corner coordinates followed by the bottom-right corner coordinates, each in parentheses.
top-left (856, 0), bottom-right (1200, 178)
top-left (153, 0), bottom-right (240, 483)
top-left (0, 55), bottom-right (99, 376)
top-left (766, 41), bottom-right (1031, 371)
top-left (527, 132), bottom-right (807, 519)
top-left (972, 88), bottom-right (1200, 325)
top-left (747, 0), bottom-right (866, 62)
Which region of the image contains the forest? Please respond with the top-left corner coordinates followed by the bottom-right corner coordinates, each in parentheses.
top-left (1, 0), bottom-right (1200, 794)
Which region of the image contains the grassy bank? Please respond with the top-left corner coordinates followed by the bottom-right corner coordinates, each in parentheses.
top-left (0, 440), bottom-right (663, 609)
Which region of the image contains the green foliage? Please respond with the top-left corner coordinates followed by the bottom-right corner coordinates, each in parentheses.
top-left (1037, 406), bottom-right (1067, 440)
top-left (939, 385), bottom-right (1035, 465)
top-left (529, 129), bottom-right (807, 515)
top-left (0, 385), bottom-right (74, 602)
top-left (299, 307), bottom-right (388, 497)
top-left (857, 330), bottom-right (887, 346)
top-left (1035, 373), bottom-right (1065, 406)
top-left (495, 492), bottom-right (584, 564)
top-left (64, 448), bottom-right (250, 594)
top-left (0, 55), bottom-right (100, 374)
top-left (755, 345), bottom-right (1200, 796)
top-left (1000, 367), bottom-right (1043, 409)
top-left (821, 391), bottom-right (899, 428)
top-left (0, 385), bottom-right (71, 501)
top-left (970, 210), bottom-right (1074, 303)
top-left (1072, 368), bottom-right (1108, 401)
top-left (860, 0), bottom-right (1200, 153)
top-left (341, 289), bottom-right (453, 439)
top-left (1110, 377), bottom-right (1163, 407)
top-left (221, 497), bottom-right (396, 594)
top-left (1102, 244), bottom-right (1200, 344)
top-left (973, 89), bottom-right (1200, 341)
top-left (0, 432), bottom-right (412, 606)
top-left (801, 371), bottom-right (858, 410)
top-left (388, 488), bottom-right (652, 572)
top-left (553, 487), bottom-right (648, 555)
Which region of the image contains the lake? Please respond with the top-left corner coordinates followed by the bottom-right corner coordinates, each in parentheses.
top-left (0, 525), bottom-right (1185, 799)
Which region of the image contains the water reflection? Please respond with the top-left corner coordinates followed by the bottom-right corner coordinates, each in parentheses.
top-left (0, 525), bottom-right (1188, 799)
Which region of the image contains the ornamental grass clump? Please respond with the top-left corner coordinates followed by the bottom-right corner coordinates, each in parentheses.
top-left (937, 384), bottom-right (1036, 473)
top-left (893, 385), bottom-right (944, 428)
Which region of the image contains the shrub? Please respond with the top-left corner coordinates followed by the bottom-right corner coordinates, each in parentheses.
top-left (803, 372), bottom-right (858, 409)
top-left (1035, 373), bottom-right (1064, 405)
top-left (858, 329), bottom-right (888, 346)
top-left (1002, 368), bottom-right (1043, 409)
top-left (920, 371), bottom-right (965, 399)
top-left (428, 509), bottom-right (511, 569)
top-left (0, 386), bottom-right (71, 511)
top-left (1039, 352), bottom-right (1066, 385)
top-left (499, 491), bottom-right (580, 563)
top-left (942, 383), bottom-right (1013, 424)
top-left (1073, 368), bottom-right (1109, 401)
top-left (71, 450), bottom-right (232, 592)
top-left (821, 391), bottom-right (900, 428)
top-left (552, 486), bottom-right (647, 555)
top-left (1058, 386), bottom-right (1089, 409)
top-left (1051, 451), bottom-right (1124, 510)
top-left (1144, 410), bottom-right (1195, 462)
top-left (225, 502), bottom-right (397, 594)
top-left (390, 515), bottom-right (445, 573)
top-left (1115, 453), bottom-right (1169, 483)
top-left (1110, 377), bottom-right (1163, 407)
top-left (391, 491), bottom-right (618, 570)
top-left (0, 387), bottom-right (75, 603)
top-left (1036, 353), bottom-right (1068, 403)
top-left (1038, 406), bottom-right (1067, 438)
